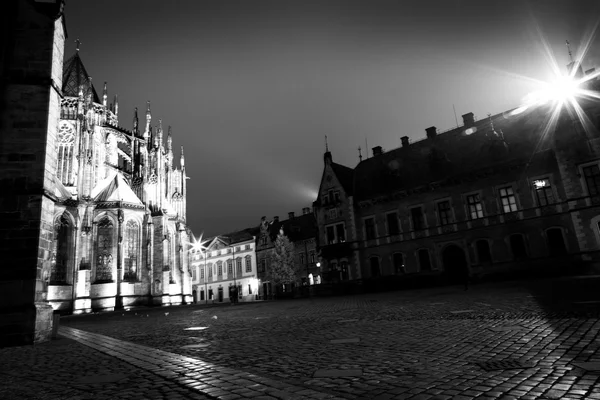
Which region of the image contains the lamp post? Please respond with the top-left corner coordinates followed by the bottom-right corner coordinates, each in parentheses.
top-left (190, 234), bottom-right (209, 305)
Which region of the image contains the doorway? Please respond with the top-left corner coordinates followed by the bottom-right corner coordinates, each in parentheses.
top-left (218, 287), bottom-right (223, 302)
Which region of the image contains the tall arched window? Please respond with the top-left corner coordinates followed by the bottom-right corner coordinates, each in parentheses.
top-left (207, 262), bottom-right (213, 278)
top-left (57, 123), bottom-right (75, 185)
top-left (51, 214), bottom-right (71, 284)
top-left (236, 257), bottom-right (242, 275)
top-left (124, 220), bottom-right (139, 281)
top-left (96, 217), bottom-right (114, 282)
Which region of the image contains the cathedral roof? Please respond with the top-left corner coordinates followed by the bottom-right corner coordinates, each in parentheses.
top-left (91, 172), bottom-right (143, 205)
top-left (62, 51), bottom-right (100, 103)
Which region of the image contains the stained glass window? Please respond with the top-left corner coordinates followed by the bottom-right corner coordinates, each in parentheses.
top-left (96, 217), bottom-right (114, 281)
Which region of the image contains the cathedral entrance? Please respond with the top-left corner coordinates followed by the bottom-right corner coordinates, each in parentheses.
top-left (442, 245), bottom-right (468, 283)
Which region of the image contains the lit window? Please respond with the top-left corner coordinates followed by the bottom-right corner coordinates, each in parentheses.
top-left (499, 186), bottom-right (518, 213)
top-left (124, 220), bottom-right (139, 281)
top-left (533, 178), bottom-right (554, 206)
top-left (466, 194), bottom-right (484, 219)
top-left (437, 201), bottom-right (452, 225)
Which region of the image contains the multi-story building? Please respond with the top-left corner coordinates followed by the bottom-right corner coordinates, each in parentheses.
top-left (45, 48), bottom-right (193, 312)
top-left (255, 209), bottom-right (319, 298)
top-left (191, 229), bottom-right (259, 303)
top-left (314, 59), bottom-right (600, 284)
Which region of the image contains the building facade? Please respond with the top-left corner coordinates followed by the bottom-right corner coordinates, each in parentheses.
top-left (314, 60), bottom-right (600, 284)
top-left (44, 48), bottom-right (193, 312)
top-left (191, 230), bottom-right (259, 303)
top-left (255, 209), bottom-right (320, 298)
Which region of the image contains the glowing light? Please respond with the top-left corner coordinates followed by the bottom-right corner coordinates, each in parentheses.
top-left (533, 180), bottom-right (547, 189)
top-left (464, 127), bottom-right (477, 135)
top-left (316, 262), bottom-right (321, 267)
top-left (190, 233), bottom-right (210, 255)
top-left (184, 327), bottom-right (208, 331)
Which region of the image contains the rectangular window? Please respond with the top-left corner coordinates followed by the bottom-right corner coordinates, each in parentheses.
top-left (310, 251), bottom-right (315, 264)
top-left (333, 191), bottom-right (340, 202)
top-left (208, 266), bottom-right (213, 278)
top-left (192, 268), bottom-right (197, 281)
top-left (245, 257), bottom-right (252, 272)
top-left (329, 209), bottom-right (337, 219)
top-left (227, 260), bottom-right (232, 274)
top-left (260, 259), bottom-right (266, 273)
top-left (365, 217), bottom-right (376, 240)
top-left (437, 200), bottom-right (452, 225)
top-left (227, 248), bottom-right (232, 254)
top-left (235, 246), bottom-right (240, 252)
top-left (393, 253), bottom-right (405, 274)
top-left (499, 186), bottom-right (518, 213)
top-left (299, 253), bottom-right (305, 264)
top-left (328, 189), bottom-right (335, 204)
top-left (533, 178), bottom-right (554, 206)
top-left (466, 194), bottom-right (484, 219)
top-left (583, 165), bottom-right (600, 197)
top-left (245, 244), bottom-right (250, 250)
top-left (326, 226), bottom-right (335, 244)
top-left (336, 223), bottom-right (346, 242)
top-left (410, 207), bottom-right (425, 230)
top-left (261, 236), bottom-right (267, 245)
top-left (386, 212), bottom-right (400, 235)
top-left (236, 259), bottom-right (242, 274)
top-left (217, 263), bottom-right (223, 276)
top-left (248, 284), bottom-right (252, 295)
top-left (200, 268), bottom-right (205, 280)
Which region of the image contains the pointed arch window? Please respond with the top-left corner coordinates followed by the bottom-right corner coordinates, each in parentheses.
top-left (124, 220), bottom-right (140, 281)
top-left (96, 217), bottom-right (114, 282)
top-left (57, 123), bottom-right (75, 185)
top-left (51, 214), bottom-right (71, 284)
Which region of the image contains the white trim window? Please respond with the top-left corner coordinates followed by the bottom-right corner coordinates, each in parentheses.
top-left (466, 193), bottom-right (484, 219)
top-left (532, 178), bottom-right (555, 206)
top-left (499, 186), bottom-right (518, 213)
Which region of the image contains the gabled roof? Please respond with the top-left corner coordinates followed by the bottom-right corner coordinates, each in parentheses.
top-left (62, 52), bottom-right (100, 103)
top-left (330, 162), bottom-right (354, 195)
top-left (91, 172), bottom-right (143, 205)
top-left (260, 213), bottom-right (317, 244)
top-left (205, 227), bottom-right (257, 250)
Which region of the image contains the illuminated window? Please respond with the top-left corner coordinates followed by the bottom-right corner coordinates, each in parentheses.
top-left (56, 123), bottom-right (75, 185)
top-left (437, 201), bottom-right (452, 225)
top-left (499, 186), bottom-right (518, 213)
top-left (227, 260), bottom-right (233, 275)
top-left (95, 217), bottom-right (114, 282)
top-left (364, 217), bottom-right (376, 240)
top-left (411, 207), bottom-right (425, 230)
top-left (533, 178), bottom-right (554, 206)
top-left (245, 256), bottom-right (252, 272)
top-left (466, 194), bottom-right (484, 219)
top-left (583, 165), bottom-right (600, 197)
top-left (386, 212), bottom-right (400, 235)
top-left (236, 258), bottom-right (243, 274)
top-left (124, 220), bottom-right (139, 281)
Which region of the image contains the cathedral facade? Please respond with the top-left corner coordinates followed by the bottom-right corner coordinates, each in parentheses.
top-left (47, 49), bottom-right (193, 313)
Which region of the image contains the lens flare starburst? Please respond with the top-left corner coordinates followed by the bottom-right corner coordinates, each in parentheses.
top-left (190, 233), bottom-right (210, 255)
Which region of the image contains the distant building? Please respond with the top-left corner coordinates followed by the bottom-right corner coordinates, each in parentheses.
top-left (191, 229), bottom-right (259, 303)
top-left (314, 60), bottom-right (600, 284)
top-left (255, 209), bottom-right (319, 298)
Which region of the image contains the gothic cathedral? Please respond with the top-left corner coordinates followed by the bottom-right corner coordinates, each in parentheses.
top-left (48, 48), bottom-right (193, 312)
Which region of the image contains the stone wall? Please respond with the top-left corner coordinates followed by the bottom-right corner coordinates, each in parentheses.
top-left (0, 0), bottom-right (65, 347)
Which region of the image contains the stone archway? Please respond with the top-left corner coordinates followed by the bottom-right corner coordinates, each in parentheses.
top-left (442, 245), bottom-right (468, 283)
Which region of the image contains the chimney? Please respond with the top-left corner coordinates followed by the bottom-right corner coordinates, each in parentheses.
top-left (462, 112), bottom-right (475, 128)
top-left (288, 212), bottom-right (295, 219)
top-left (372, 146), bottom-right (383, 156)
top-left (425, 126), bottom-right (437, 139)
top-left (273, 216), bottom-right (279, 223)
top-left (302, 207), bottom-right (311, 215)
top-left (401, 136), bottom-right (409, 148)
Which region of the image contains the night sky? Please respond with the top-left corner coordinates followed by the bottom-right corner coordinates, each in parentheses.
top-left (64, 0), bottom-right (600, 237)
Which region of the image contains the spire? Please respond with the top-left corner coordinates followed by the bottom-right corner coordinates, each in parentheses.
top-left (153, 125), bottom-right (159, 148)
top-left (180, 145), bottom-right (185, 168)
top-left (102, 82), bottom-right (107, 107)
top-left (133, 107), bottom-right (139, 135)
top-left (157, 119), bottom-right (163, 146)
top-left (323, 135), bottom-right (332, 164)
top-left (144, 101), bottom-right (151, 139)
top-left (113, 94), bottom-right (119, 117)
top-left (87, 76), bottom-right (94, 106)
top-left (325, 135), bottom-right (329, 152)
top-left (566, 40), bottom-right (574, 63)
top-left (167, 126), bottom-right (173, 151)
top-left (75, 38), bottom-right (81, 52)
top-left (358, 146), bottom-right (362, 162)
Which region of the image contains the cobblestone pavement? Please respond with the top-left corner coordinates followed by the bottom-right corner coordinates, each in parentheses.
top-left (2, 278), bottom-right (600, 399)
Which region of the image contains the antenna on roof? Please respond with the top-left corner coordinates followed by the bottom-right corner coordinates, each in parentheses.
top-left (566, 40), bottom-right (574, 63)
top-left (325, 135), bottom-right (329, 152)
top-left (358, 146), bottom-right (362, 162)
top-left (453, 104), bottom-right (459, 128)
top-left (365, 138), bottom-right (369, 159)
